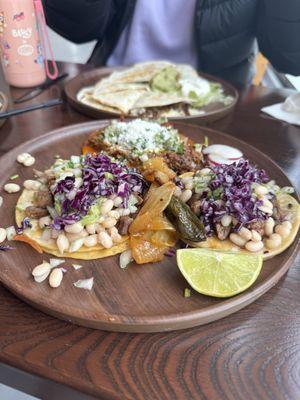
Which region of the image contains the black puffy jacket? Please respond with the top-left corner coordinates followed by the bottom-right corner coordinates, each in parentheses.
top-left (43, 0), bottom-right (300, 85)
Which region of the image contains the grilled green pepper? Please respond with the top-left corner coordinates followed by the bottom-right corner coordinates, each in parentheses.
top-left (166, 196), bottom-right (206, 242)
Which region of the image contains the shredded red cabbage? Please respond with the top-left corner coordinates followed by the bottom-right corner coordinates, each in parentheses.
top-left (52, 153), bottom-right (147, 229)
top-left (0, 244), bottom-right (13, 251)
top-left (198, 159), bottom-right (269, 235)
top-left (16, 217), bottom-right (32, 234)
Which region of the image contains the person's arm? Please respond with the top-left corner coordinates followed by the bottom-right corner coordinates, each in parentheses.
top-left (42, 0), bottom-right (115, 43)
top-left (257, 0), bottom-right (300, 76)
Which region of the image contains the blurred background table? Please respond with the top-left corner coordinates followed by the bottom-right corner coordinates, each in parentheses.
top-left (0, 62), bottom-right (299, 400)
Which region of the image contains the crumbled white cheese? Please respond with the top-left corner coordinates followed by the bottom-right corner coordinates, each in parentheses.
top-left (103, 119), bottom-right (183, 156)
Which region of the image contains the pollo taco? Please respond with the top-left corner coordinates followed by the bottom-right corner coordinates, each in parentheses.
top-left (166, 159), bottom-right (300, 260)
top-left (15, 153), bottom-right (147, 259)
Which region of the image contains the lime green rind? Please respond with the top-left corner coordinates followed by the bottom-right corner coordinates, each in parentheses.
top-left (177, 249), bottom-right (263, 298)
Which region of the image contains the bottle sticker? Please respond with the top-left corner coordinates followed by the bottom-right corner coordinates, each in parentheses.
top-left (34, 42), bottom-right (43, 65)
top-left (12, 27), bottom-right (32, 39)
top-left (13, 12), bottom-right (25, 22)
top-left (17, 44), bottom-right (34, 56)
top-left (0, 11), bottom-right (6, 36)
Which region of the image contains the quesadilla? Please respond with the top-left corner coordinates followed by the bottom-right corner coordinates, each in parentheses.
top-left (77, 61), bottom-right (233, 118)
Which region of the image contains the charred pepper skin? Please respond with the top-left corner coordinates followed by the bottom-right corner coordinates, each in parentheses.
top-left (166, 196), bottom-right (206, 242)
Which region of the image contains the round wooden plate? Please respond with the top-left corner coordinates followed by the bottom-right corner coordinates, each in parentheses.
top-left (64, 67), bottom-right (238, 124)
top-left (0, 121), bottom-right (298, 333)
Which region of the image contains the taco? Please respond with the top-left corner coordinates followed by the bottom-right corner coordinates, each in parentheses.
top-left (15, 153), bottom-right (147, 259)
top-left (166, 159), bottom-right (300, 260)
top-left (83, 119), bottom-right (204, 177)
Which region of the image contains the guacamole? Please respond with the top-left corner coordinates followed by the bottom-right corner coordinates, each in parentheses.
top-left (150, 66), bottom-right (181, 93)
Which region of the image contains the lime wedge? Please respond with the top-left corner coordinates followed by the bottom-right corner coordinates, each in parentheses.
top-left (177, 249), bottom-right (263, 298)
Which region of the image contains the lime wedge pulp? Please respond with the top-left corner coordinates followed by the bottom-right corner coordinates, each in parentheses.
top-left (177, 249), bottom-right (263, 298)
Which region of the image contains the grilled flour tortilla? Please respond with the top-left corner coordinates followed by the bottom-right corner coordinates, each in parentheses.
top-left (169, 163), bottom-right (300, 261)
top-left (15, 153), bottom-right (146, 260)
top-left (77, 60), bottom-right (232, 118)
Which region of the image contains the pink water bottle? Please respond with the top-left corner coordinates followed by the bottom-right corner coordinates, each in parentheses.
top-left (0, 0), bottom-right (58, 88)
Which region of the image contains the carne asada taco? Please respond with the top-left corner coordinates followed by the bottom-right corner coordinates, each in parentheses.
top-left (15, 153), bottom-right (147, 259)
top-left (83, 119), bottom-right (204, 176)
top-left (167, 159), bottom-right (300, 260)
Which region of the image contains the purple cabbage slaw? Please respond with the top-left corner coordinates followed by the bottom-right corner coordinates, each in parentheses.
top-left (190, 159), bottom-right (269, 236)
top-left (16, 217), bottom-right (32, 234)
top-left (52, 153), bottom-right (147, 230)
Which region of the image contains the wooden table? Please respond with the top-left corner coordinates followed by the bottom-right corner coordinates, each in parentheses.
top-left (0, 62), bottom-right (299, 400)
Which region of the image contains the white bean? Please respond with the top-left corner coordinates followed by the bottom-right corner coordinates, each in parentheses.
top-left (251, 230), bottom-right (262, 242)
top-left (17, 152), bottom-right (31, 164)
top-left (86, 223), bottom-right (96, 234)
top-left (185, 181), bottom-right (194, 190)
top-left (4, 183), bottom-right (20, 193)
top-left (49, 268), bottom-right (63, 288)
top-left (264, 217), bottom-right (275, 236)
top-left (229, 233), bottom-right (247, 247)
top-left (118, 208), bottom-right (131, 217)
top-left (245, 240), bottom-right (264, 252)
top-left (119, 249), bottom-right (133, 269)
top-left (98, 231), bottom-right (113, 249)
top-left (32, 262), bottom-right (51, 277)
top-left (101, 199), bottom-right (114, 215)
top-left (254, 185), bottom-right (268, 196)
top-left (57, 234), bottom-right (69, 254)
top-left (275, 224), bottom-right (290, 239)
top-left (113, 196), bottom-right (123, 207)
top-left (6, 226), bottom-right (16, 241)
top-left (69, 238), bottom-right (84, 252)
top-left (108, 210), bottom-right (120, 219)
top-left (282, 221), bottom-right (292, 230)
top-left (238, 227), bottom-right (252, 241)
top-left (65, 230), bottom-right (88, 242)
top-left (34, 271), bottom-right (50, 283)
top-left (221, 215), bottom-right (232, 227)
top-left (258, 205), bottom-right (273, 215)
top-left (95, 223), bottom-right (105, 233)
top-left (23, 179), bottom-right (42, 191)
top-left (109, 227), bottom-right (123, 243)
top-left (23, 156), bottom-right (35, 167)
top-left (199, 168), bottom-right (211, 176)
top-left (181, 176), bottom-right (193, 185)
top-left (174, 186), bottom-right (182, 197)
top-left (0, 228), bottom-right (7, 243)
top-left (0, 195), bottom-right (3, 208)
top-left (39, 216), bottom-right (51, 229)
top-left (102, 217), bottom-right (117, 228)
top-left (31, 263), bottom-right (49, 279)
top-left (180, 189), bottom-right (192, 203)
top-left (84, 234), bottom-right (98, 247)
top-left (265, 233), bottom-right (282, 249)
top-left (64, 222), bottom-right (83, 234)
top-left (262, 198), bottom-right (273, 209)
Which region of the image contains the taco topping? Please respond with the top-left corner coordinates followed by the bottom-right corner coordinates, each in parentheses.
top-left (85, 119), bottom-right (203, 174)
top-left (174, 158), bottom-right (298, 257)
top-left (17, 153), bottom-right (147, 256)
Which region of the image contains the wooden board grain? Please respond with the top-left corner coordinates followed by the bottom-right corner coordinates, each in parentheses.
top-left (0, 120), bottom-right (298, 333)
top-left (64, 67), bottom-right (238, 124)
